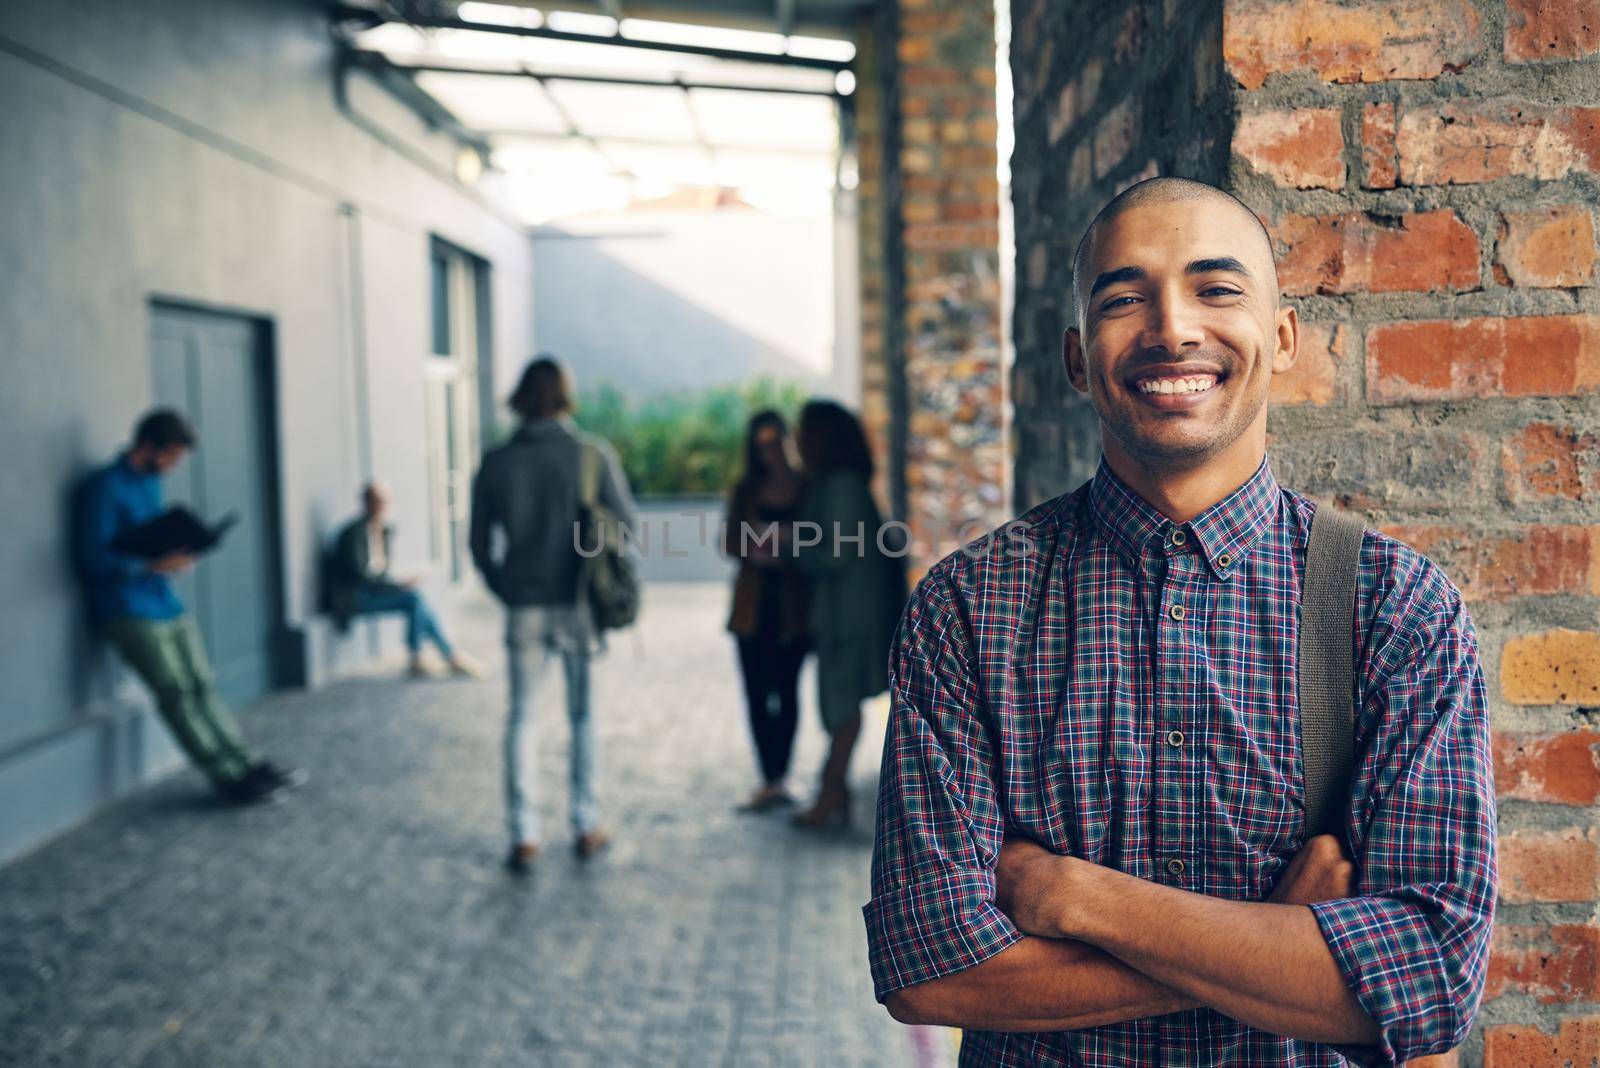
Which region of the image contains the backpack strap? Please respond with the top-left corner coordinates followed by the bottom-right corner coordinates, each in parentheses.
top-left (579, 442), bottom-right (601, 510)
top-left (1298, 503), bottom-right (1366, 841)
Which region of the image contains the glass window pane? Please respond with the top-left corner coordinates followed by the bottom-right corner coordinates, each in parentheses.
top-left (431, 250), bottom-right (451, 356)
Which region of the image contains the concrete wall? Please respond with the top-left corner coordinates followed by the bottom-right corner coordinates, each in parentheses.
top-left (634, 498), bottom-right (736, 584)
top-left (532, 210), bottom-right (858, 405)
top-left (0, 0), bottom-right (535, 862)
top-left (1010, 1), bottom-right (1600, 1062)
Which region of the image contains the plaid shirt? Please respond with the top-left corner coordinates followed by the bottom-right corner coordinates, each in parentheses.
top-left (864, 456), bottom-right (1497, 1067)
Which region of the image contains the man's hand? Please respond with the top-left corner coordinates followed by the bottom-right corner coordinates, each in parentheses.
top-left (1267, 834), bottom-right (1356, 906)
top-left (148, 552), bottom-right (195, 575)
top-left (995, 837), bottom-right (1075, 937)
top-left (1035, 839), bottom-right (1382, 1046)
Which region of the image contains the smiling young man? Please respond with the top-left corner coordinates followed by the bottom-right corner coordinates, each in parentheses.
top-left (863, 178), bottom-right (1497, 1066)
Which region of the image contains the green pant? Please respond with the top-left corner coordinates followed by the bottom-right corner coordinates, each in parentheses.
top-left (103, 615), bottom-right (256, 785)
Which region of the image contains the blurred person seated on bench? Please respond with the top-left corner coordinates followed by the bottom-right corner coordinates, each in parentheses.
top-left (328, 481), bottom-right (481, 679)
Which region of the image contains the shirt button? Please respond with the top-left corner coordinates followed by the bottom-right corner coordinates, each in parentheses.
top-left (1170, 528), bottom-right (1187, 546)
top-left (1169, 603), bottom-right (1186, 621)
top-left (1166, 858), bottom-right (1186, 876)
top-left (1217, 553), bottom-right (1232, 569)
top-left (1165, 729), bottom-right (1185, 748)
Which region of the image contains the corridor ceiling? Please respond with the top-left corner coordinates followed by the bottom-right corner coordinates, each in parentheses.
top-left (342, 0), bottom-right (874, 221)
top-left (532, 0), bottom-right (871, 36)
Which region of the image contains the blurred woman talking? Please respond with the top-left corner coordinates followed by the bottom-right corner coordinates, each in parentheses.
top-left (722, 410), bottom-right (811, 812)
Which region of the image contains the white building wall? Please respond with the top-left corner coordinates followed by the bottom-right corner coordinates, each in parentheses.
top-left (0, 0), bottom-right (536, 861)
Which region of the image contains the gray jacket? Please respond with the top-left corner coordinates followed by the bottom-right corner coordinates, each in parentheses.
top-left (469, 417), bottom-right (637, 608)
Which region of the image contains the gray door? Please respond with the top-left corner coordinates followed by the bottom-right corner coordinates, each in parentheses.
top-left (150, 305), bottom-right (282, 708)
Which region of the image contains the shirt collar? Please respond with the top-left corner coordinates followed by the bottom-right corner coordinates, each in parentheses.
top-left (1087, 457), bottom-right (1169, 568)
top-left (1087, 454), bottom-right (1280, 581)
top-left (117, 451), bottom-right (152, 481)
top-left (515, 414), bottom-right (576, 438)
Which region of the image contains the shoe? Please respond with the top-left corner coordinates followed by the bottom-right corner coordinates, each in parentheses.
top-left (251, 762), bottom-right (308, 791)
top-left (406, 661), bottom-right (435, 680)
top-left (574, 828), bottom-right (611, 859)
top-left (446, 654), bottom-right (485, 679)
top-left (506, 842), bottom-right (539, 875)
top-left (792, 787), bottom-right (851, 830)
top-left (216, 769), bottom-right (284, 805)
top-left (736, 785), bottom-right (795, 813)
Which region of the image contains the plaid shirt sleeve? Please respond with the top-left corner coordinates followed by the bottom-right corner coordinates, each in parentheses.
top-left (1310, 570), bottom-right (1498, 1066)
top-left (862, 567), bottom-right (1023, 1001)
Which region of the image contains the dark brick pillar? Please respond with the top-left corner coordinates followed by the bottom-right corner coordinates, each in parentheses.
top-left (893, 0), bottom-right (1006, 567)
top-left (854, 4), bottom-right (906, 526)
top-left (855, 0), bottom-right (1007, 573)
top-left (1009, 0), bottom-right (1230, 510)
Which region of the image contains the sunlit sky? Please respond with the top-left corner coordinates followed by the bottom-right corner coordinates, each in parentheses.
top-left (355, 4), bottom-right (855, 222)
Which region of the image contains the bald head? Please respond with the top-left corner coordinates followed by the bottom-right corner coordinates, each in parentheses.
top-left (362, 481), bottom-right (390, 519)
top-left (1072, 177), bottom-right (1277, 324)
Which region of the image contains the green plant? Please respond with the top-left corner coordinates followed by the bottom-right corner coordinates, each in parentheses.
top-left (572, 379), bottom-right (808, 498)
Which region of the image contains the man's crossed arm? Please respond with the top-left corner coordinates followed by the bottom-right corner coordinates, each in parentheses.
top-left (887, 833), bottom-right (1380, 1047)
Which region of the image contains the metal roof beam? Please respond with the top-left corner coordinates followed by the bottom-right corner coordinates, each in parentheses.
top-left (486, 130), bottom-right (830, 157)
top-left (329, 3), bottom-right (849, 71)
top-left (352, 51), bottom-right (844, 97)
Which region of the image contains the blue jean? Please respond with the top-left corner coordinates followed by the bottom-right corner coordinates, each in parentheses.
top-left (354, 585), bottom-right (454, 658)
top-left (504, 604), bottom-right (597, 845)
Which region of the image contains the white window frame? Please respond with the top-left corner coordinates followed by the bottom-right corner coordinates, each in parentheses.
top-left (425, 240), bottom-right (485, 584)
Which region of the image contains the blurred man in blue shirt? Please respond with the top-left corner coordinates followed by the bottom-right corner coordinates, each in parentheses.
top-left (78, 409), bottom-right (303, 804)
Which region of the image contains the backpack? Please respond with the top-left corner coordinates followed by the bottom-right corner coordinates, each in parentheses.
top-left (1297, 504), bottom-right (1367, 844)
top-left (577, 442), bottom-right (641, 633)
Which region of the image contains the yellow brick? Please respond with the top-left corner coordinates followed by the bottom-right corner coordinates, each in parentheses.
top-left (1502, 629), bottom-right (1600, 705)
top-left (1592, 528), bottom-right (1600, 596)
top-left (1406, 1052), bottom-right (1460, 1068)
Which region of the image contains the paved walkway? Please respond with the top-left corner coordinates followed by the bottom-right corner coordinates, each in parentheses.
top-left (1, 583), bottom-right (954, 1067)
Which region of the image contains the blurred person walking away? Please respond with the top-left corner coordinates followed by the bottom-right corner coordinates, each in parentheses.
top-left (76, 409), bottom-right (305, 804)
top-left (327, 481), bottom-right (481, 679)
top-left (788, 400), bottom-right (907, 829)
top-left (470, 356), bottom-right (637, 874)
top-left (721, 411), bottom-right (811, 813)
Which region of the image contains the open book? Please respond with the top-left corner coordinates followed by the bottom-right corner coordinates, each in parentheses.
top-left (110, 507), bottom-right (238, 559)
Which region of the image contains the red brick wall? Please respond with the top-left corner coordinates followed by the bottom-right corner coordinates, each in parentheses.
top-left (1011, 1), bottom-right (1600, 1064)
top-left (1228, 3), bottom-right (1600, 1063)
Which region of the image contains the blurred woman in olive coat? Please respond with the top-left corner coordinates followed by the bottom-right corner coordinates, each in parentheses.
top-left (787, 400), bottom-right (907, 829)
